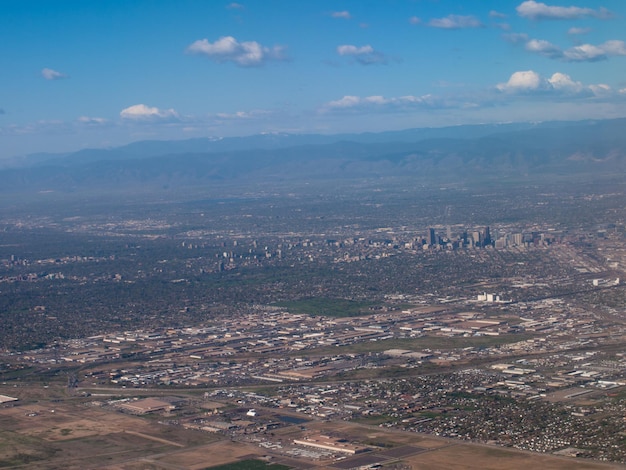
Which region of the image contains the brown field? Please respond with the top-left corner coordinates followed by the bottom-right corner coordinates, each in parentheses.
top-left (0, 398), bottom-right (220, 469)
top-left (0, 397), bottom-right (624, 469)
top-left (154, 441), bottom-right (262, 470)
top-left (304, 420), bottom-right (447, 449)
top-left (403, 443), bottom-right (624, 470)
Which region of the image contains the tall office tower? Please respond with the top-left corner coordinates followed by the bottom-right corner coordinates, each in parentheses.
top-left (472, 231), bottom-right (481, 247)
top-left (429, 228), bottom-right (437, 246)
top-left (483, 226), bottom-right (492, 247)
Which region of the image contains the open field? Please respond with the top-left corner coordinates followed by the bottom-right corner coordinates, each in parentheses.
top-left (402, 443), bottom-right (621, 470)
top-left (153, 441), bottom-right (265, 470)
top-left (1, 391), bottom-right (625, 469)
top-left (0, 398), bottom-right (220, 469)
top-left (204, 460), bottom-right (290, 470)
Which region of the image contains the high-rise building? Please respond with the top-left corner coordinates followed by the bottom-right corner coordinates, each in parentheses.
top-left (429, 228), bottom-right (437, 246)
top-left (483, 226), bottom-right (492, 247)
top-left (472, 231), bottom-right (481, 247)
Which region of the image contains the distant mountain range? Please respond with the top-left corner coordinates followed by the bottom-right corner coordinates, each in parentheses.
top-left (2, 118), bottom-right (626, 192)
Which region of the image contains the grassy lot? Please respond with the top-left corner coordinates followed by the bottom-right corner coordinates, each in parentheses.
top-left (275, 297), bottom-right (375, 317)
top-left (205, 460), bottom-right (290, 470)
top-left (0, 430), bottom-right (59, 467)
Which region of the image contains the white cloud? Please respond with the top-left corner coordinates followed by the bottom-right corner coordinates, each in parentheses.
top-left (503, 32), bottom-right (529, 44)
top-left (525, 38), bottom-right (563, 59)
top-left (409, 16), bottom-right (421, 25)
top-left (331, 11), bottom-right (351, 19)
top-left (547, 72), bottom-right (584, 93)
top-left (563, 43), bottom-right (604, 61)
top-left (497, 70), bottom-right (611, 97)
top-left (428, 15), bottom-right (483, 29)
top-left (41, 68), bottom-right (67, 80)
top-left (186, 36), bottom-right (287, 67)
top-left (323, 94), bottom-right (443, 112)
top-left (337, 44), bottom-right (388, 65)
top-left (120, 104), bottom-right (179, 120)
top-left (520, 37), bottom-right (626, 62)
top-left (568, 27), bottom-right (591, 35)
top-left (497, 70), bottom-right (542, 92)
top-left (226, 2), bottom-right (244, 9)
top-left (327, 95), bottom-right (361, 109)
top-left (516, 1), bottom-right (612, 20)
top-left (565, 40), bottom-right (626, 61)
top-left (337, 45), bottom-right (373, 56)
top-left (588, 84), bottom-right (611, 96)
top-left (215, 110), bottom-right (270, 120)
top-left (489, 10), bottom-right (507, 19)
top-left (77, 116), bottom-right (109, 125)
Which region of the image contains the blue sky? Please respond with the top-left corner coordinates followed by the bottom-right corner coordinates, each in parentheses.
top-left (2, 0), bottom-right (626, 158)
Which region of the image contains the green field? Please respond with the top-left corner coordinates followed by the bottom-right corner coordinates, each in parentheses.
top-left (205, 459), bottom-right (290, 470)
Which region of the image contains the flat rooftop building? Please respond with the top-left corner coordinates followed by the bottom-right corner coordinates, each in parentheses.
top-left (294, 434), bottom-right (368, 454)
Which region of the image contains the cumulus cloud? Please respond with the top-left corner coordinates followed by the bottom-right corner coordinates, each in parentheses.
top-left (568, 27), bottom-right (591, 35)
top-left (215, 110), bottom-right (270, 120)
top-left (41, 68), bottom-right (67, 80)
top-left (518, 37), bottom-right (626, 61)
top-left (497, 70), bottom-right (610, 97)
top-left (409, 16), bottom-right (421, 25)
top-left (564, 40), bottom-right (626, 61)
top-left (77, 116), bottom-right (109, 125)
top-left (503, 32), bottom-right (529, 44)
top-left (525, 38), bottom-right (563, 59)
top-left (497, 70), bottom-right (542, 92)
top-left (489, 10), bottom-right (507, 18)
top-left (331, 11), bottom-right (351, 19)
top-left (516, 1), bottom-right (612, 20)
top-left (323, 94), bottom-right (445, 113)
top-left (428, 15), bottom-right (483, 29)
top-left (337, 44), bottom-right (388, 65)
top-left (186, 36), bottom-right (287, 67)
top-left (588, 84), bottom-right (612, 96)
top-left (547, 72), bottom-right (584, 93)
top-left (226, 2), bottom-right (244, 9)
top-left (120, 104), bottom-right (179, 120)
top-left (337, 45), bottom-right (373, 56)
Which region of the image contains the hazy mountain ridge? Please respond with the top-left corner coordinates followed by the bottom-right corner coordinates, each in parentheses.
top-left (2, 118), bottom-right (626, 191)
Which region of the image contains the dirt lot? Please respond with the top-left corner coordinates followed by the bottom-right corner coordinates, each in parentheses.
top-left (402, 443), bottom-right (623, 470)
top-left (0, 398), bottom-right (220, 469)
top-left (154, 441), bottom-right (263, 470)
top-left (1, 396), bottom-right (624, 469)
